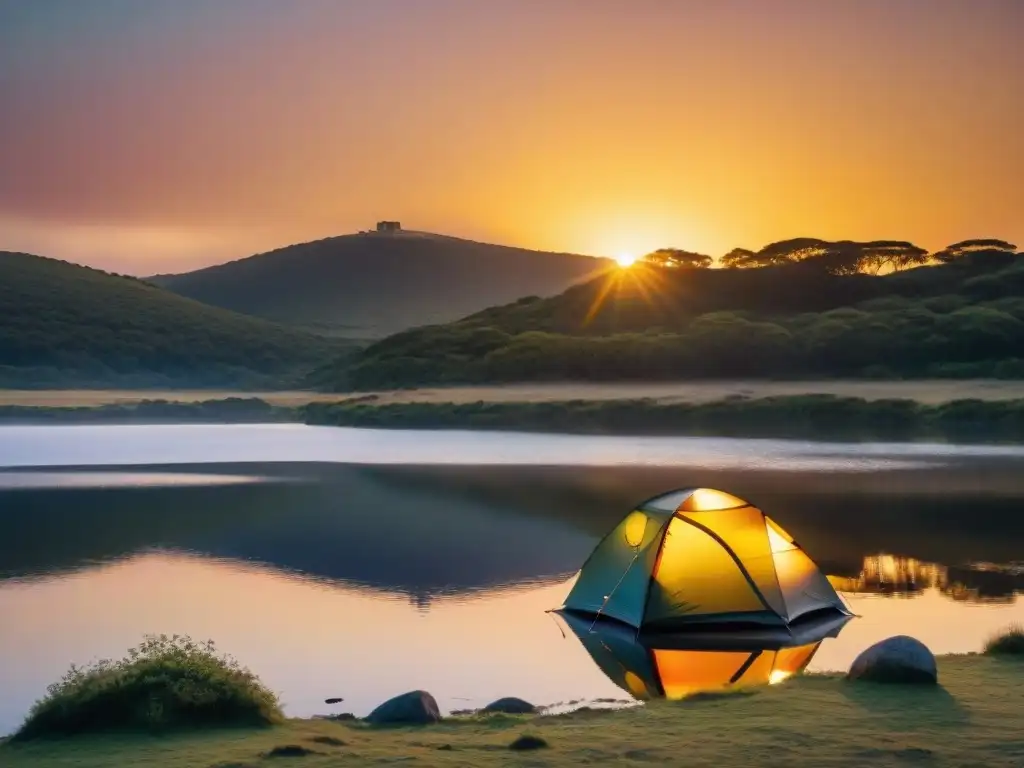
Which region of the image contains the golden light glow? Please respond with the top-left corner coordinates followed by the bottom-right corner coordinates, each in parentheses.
top-left (768, 669), bottom-right (792, 685)
top-left (765, 517), bottom-right (797, 553)
top-left (615, 252), bottom-right (637, 268)
top-left (623, 511), bottom-right (648, 548)
top-left (3, 5), bottom-right (1022, 273)
top-left (679, 488), bottom-right (749, 512)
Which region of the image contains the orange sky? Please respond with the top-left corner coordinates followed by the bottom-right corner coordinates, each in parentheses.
top-left (1, 0), bottom-right (1022, 274)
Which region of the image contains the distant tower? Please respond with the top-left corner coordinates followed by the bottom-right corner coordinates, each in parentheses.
top-left (376, 221), bottom-right (401, 233)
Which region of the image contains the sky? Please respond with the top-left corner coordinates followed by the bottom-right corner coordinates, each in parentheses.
top-left (1, 0), bottom-right (1022, 274)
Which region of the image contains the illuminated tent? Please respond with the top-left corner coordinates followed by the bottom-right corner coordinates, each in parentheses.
top-left (560, 609), bottom-right (845, 700)
top-left (561, 487), bottom-right (849, 630)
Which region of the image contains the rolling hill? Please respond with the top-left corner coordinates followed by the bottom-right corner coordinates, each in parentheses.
top-left (0, 251), bottom-right (345, 388)
top-left (150, 230), bottom-right (612, 337)
top-left (323, 253), bottom-right (1024, 389)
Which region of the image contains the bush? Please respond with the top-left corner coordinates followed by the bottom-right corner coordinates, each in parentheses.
top-left (984, 625), bottom-right (1024, 656)
top-left (300, 396), bottom-right (1024, 443)
top-left (13, 635), bottom-right (283, 740)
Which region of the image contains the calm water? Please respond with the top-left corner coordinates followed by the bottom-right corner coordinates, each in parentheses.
top-left (1, 425), bottom-right (1023, 735)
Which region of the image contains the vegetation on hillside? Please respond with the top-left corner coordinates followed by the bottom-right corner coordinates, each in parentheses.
top-left (151, 231), bottom-right (611, 336)
top-left (0, 252), bottom-right (347, 388)
top-left (301, 396), bottom-right (1024, 443)
top-left (12, 635), bottom-right (282, 740)
top-left (324, 240), bottom-right (1024, 389)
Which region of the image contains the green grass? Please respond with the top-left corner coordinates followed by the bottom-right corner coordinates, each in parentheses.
top-left (301, 395), bottom-right (1024, 443)
top-left (2, 655), bottom-right (1021, 767)
top-left (10, 635), bottom-right (282, 741)
top-left (985, 624), bottom-right (1024, 656)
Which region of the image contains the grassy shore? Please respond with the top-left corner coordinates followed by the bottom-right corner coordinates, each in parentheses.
top-left (4, 394), bottom-right (1024, 443)
top-left (0, 398), bottom-right (291, 425)
top-left (4, 379), bottom-right (1024, 407)
top-left (3, 655), bottom-right (1022, 767)
top-left (303, 395), bottom-right (1024, 443)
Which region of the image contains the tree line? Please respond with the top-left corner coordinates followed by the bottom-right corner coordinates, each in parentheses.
top-left (644, 238), bottom-right (1018, 275)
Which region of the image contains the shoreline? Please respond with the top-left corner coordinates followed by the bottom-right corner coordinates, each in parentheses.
top-left (3, 654), bottom-right (1022, 767)
top-left (2, 393), bottom-right (1024, 444)
top-left (3, 378), bottom-right (1024, 408)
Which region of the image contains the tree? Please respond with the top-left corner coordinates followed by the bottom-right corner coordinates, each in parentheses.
top-left (757, 238), bottom-right (833, 265)
top-left (858, 241), bottom-right (931, 274)
top-left (727, 238), bottom-right (931, 275)
top-left (933, 239), bottom-right (1018, 266)
top-left (720, 248), bottom-right (758, 268)
top-left (641, 248), bottom-right (713, 269)
top-left (800, 244), bottom-right (864, 275)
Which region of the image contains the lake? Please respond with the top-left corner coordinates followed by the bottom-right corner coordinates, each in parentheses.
top-left (1, 424), bottom-right (1023, 735)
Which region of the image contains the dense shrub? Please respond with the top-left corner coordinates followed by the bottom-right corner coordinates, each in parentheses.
top-left (13, 635), bottom-right (283, 739)
top-left (984, 625), bottom-right (1024, 656)
top-left (301, 395), bottom-right (1024, 443)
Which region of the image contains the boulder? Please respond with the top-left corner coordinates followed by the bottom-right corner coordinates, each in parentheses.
top-left (365, 691), bottom-right (441, 725)
top-left (847, 636), bottom-right (937, 685)
top-left (482, 697), bottom-right (538, 715)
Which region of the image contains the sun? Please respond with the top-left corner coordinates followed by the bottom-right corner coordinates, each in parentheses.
top-left (615, 252), bottom-right (637, 268)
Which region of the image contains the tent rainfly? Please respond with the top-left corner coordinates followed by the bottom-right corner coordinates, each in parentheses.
top-left (561, 487), bottom-right (850, 630)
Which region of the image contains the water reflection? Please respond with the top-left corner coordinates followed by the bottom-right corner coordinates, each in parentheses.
top-left (559, 611), bottom-right (849, 701)
top-left (828, 554), bottom-right (1024, 604)
top-left (2, 458), bottom-right (1024, 735)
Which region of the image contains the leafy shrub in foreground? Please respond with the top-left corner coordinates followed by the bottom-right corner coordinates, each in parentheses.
top-left (984, 624), bottom-right (1024, 656)
top-left (14, 634), bottom-right (283, 740)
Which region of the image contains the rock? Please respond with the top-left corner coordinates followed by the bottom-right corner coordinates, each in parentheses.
top-left (482, 697), bottom-right (538, 715)
top-left (509, 735), bottom-right (548, 751)
top-left (264, 745), bottom-right (319, 758)
top-left (365, 690), bottom-right (441, 725)
top-left (847, 636), bottom-right (938, 685)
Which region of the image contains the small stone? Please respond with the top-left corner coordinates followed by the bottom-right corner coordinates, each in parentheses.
top-left (847, 636), bottom-right (938, 685)
top-left (366, 690), bottom-right (441, 725)
top-left (264, 745), bottom-right (318, 758)
top-left (482, 697), bottom-right (537, 715)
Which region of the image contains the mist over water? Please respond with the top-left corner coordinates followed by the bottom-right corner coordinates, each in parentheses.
top-left (5, 423), bottom-right (1024, 471)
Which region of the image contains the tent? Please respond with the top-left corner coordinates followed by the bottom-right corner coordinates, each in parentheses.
top-left (560, 609), bottom-right (847, 701)
top-left (561, 487), bottom-right (850, 631)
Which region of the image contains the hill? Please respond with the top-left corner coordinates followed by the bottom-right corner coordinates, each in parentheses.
top-left (0, 251), bottom-right (345, 388)
top-left (324, 249), bottom-right (1024, 389)
top-left (150, 231), bottom-right (611, 337)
